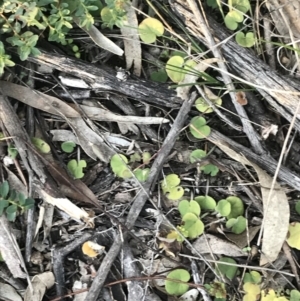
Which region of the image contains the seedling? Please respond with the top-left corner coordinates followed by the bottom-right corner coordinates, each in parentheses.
top-left (195, 96), bottom-right (222, 114)
top-left (150, 69), bottom-right (168, 83)
top-left (110, 153), bottom-right (131, 178)
top-left (0, 181), bottom-right (35, 222)
top-left (161, 174), bottom-right (184, 200)
top-left (165, 56), bottom-right (198, 83)
top-left (201, 164), bottom-right (219, 176)
top-left (205, 281), bottom-right (227, 299)
top-left (226, 216), bottom-right (247, 234)
top-left (195, 195), bottom-right (216, 210)
top-left (243, 282), bottom-right (261, 301)
top-left (216, 196), bottom-right (244, 219)
top-left (216, 257), bottom-right (238, 280)
top-left (138, 17), bottom-right (164, 44)
top-left (178, 200), bottom-right (201, 217)
top-left (31, 137), bottom-right (50, 154)
top-left (142, 152), bottom-right (151, 165)
top-left (189, 149), bottom-right (207, 163)
top-left (286, 222), bottom-right (300, 250)
top-left (7, 145), bottom-right (18, 159)
top-left (189, 117), bottom-right (211, 139)
top-left (235, 32), bottom-right (255, 48)
top-left (133, 168), bottom-right (150, 182)
top-left (61, 141), bottom-right (76, 153)
top-left (110, 153), bottom-right (150, 182)
top-left (180, 212), bottom-right (204, 239)
top-left (67, 159), bottom-right (87, 179)
top-left (165, 269), bottom-right (190, 296)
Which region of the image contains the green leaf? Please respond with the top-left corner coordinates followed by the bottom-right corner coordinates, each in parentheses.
top-left (224, 11), bottom-right (243, 30)
top-left (235, 32), bottom-right (255, 48)
top-left (287, 222), bottom-right (300, 250)
top-left (138, 17), bottom-right (164, 44)
top-left (150, 69), bottom-right (168, 83)
top-left (189, 116), bottom-right (211, 139)
top-left (216, 257), bottom-right (238, 280)
top-left (243, 271), bottom-right (262, 284)
top-left (142, 152), bottom-right (151, 164)
top-left (205, 281), bottom-right (227, 298)
top-left (195, 195), bottom-right (216, 210)
top-left (0, 181), bottom-right (9, 199)
top-left (182, 212), bottom-right (204, 238)
top-left (165, 269), bottom-right (190, 296)
top-left (129, 152), bottom-right (141, 163)
top-left (295, 201), bottom-right (300, 215)
top-left (61, 141), bottom-right (76, 153)
top-left (226, 196), bottom-right (244, 219)
top-left (161, 174), bottom-right (181, 193)
top-left (189, 149), bottom-right (207, 163)
top-left (67, 159), bottom-right (87, 179)
top-left (290, 290), bottom-right (300, 301)
top-left (18, 193), bottom-right (26, 206)
top-left (24, 198), bottom-right (35, 210)
top-left (0, 199), bottom-right (9, 216)
top-left (226, 216), bottom-right (247, 234)
top-left (200, 164), bottom-right (219, 176)
top-left (6, 204), bottom-right (18, 222)
top-left (207, 0), bottom-right (219, 8)
top-left (165, 56), bottom-right (185, 83)
top-left (134, 168), bottom-right (150, 182)
top-left (195, 96), bottom-right (222, 114)
top-left (166, 186), bottom-right (184, 200)
top-left (178, 200), bottom-right (201, 217)
top-left (110, 154), bottom-right (131, 179)
top-left (216, 199), bottom-right (231, 217)
top-left (31, 137), bottom-right (51, 153)
top-left (232, 0), bottom-right (251, 13)
top-left (7, 145), bottom-right (18, 159)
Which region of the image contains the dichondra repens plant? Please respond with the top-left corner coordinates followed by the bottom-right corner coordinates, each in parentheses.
top-left (0, 0), bottom-right (129, 74)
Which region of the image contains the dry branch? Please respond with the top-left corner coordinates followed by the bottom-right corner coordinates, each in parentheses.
top-left (28, 51), bottom-right (182, 108)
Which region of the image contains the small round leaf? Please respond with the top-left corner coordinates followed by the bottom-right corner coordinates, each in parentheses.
top-left (165, 269), bottom-right (190, 296)
top-left (216, 199), bottom-right (231, 217)
top-left (235, 32), bottom-right (255, 48)
top-left (216, 257), bottom-right (238, 280)
top-left (189, 116), bottom-right (211, 139)
top-left (195, 195), bottom-right (216, 210)
top-left (189, 149), bottom-right (207, 163)
top-left (61, 141), bottom-right (76, 153)
top-left (138, 17), bottom-right (164, 44)
top-left (165, 56), bottom-right (185, 83)
top-left (178, 200), bottom-right (201, 217)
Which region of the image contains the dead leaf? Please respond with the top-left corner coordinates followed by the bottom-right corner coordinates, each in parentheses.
top-left (192, 234), bottom-right (247, 257)
top-left (225, 226), bottom-right (261, 249)
top-left (39, 189), bottom-right (94, 226)
top-left (211, 142), bottom-right (289, 265)
top-left (121, 1), bottom-right (142, 76)
top-left (24, 272), bottom-right (55, 301)
top-left (0, 283), bottom-right (22, 301)
top-left (236, 91), bottom-right (248, 105)
top-left (74, 18), bottom-right (123, 56)
top-left (0, 215), bottom-right (28, 279)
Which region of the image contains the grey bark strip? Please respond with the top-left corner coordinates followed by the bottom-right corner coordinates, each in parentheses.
top-left (28, 51), bottom-right (182, 108)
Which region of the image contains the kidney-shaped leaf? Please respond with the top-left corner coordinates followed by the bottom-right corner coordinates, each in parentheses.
top-left (165, 269), bottom-right (190, 296)
top-left (138, 17), bottom-right (164, 44)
